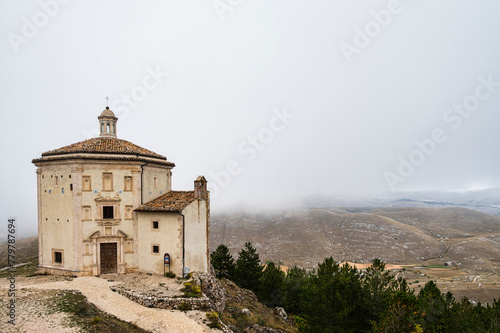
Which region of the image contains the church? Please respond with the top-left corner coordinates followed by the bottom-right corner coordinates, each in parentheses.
top-left (32, 108), bottom-right (209, 277)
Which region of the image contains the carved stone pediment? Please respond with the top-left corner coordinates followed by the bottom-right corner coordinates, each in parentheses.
top-left (97, 219), bottom-right (121, 227)
top-left (85, 229), bottom-right (129, 242)
top-left (95, 193), bottom-right (121, 203)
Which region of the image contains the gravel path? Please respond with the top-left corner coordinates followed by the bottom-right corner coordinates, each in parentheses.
top-left (1, 276), bottom-right (215, 333)
top-left (0, 289), bottom-right (81, 333)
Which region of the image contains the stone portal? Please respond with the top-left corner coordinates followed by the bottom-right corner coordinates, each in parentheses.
top-left (100, 243), bottom-right (117, 274)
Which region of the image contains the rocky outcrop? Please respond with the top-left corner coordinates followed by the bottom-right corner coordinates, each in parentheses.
top-left (248, 325), bottom-right (284, 333)
top-left (197, 272), bottom-right (226, 312)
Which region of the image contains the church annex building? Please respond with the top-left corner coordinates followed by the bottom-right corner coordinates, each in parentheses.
top-left (32, 108), bottom-right (210, 277)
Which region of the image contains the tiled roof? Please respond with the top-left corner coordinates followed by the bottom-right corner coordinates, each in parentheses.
top-left (42, 137), bottom-right (167, 159)
top-left (99, 109), bottom-right (116, 118)
top-left (135, 191), bottom-right (196, 212)
top-left (32, 154), bottom-right (175, 166)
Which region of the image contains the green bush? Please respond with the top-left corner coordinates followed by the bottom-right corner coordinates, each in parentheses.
top-left (206, 311), bottom-right (219, 320)
top-left (209, 321), bottom-right (221, 328)
top-left (180, 282), bottom-right (202, 298)
top-left (206, 311), bottom-right (222, 329)
top-left (179, 302), bottom-right (191, 311)
top-left (91, 316), bottom-right (102, 325)
top-left (164, 271), bottom-right (176, 278)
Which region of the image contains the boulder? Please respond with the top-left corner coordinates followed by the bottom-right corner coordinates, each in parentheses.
top-left (274, 307), bottom-right (287, 320)
top-left (241, 308), bottom-right (251, 316)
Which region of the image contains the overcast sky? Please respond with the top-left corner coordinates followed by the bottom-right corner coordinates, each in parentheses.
top-left (2, 1), bottom-right (500, 237)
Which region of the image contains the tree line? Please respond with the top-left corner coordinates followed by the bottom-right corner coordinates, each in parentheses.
top-left (211, 242), bottom-right (500, 333)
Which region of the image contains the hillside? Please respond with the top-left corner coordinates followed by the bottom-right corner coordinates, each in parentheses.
top-left (210, 207), bottom-right (500, 273)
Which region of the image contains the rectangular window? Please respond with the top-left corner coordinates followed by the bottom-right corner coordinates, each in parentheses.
top-left (124, 176), bottom-right (132, 191)
top-left (53, 249), bottom-right (63, 265)
top-left (153, 176), bottom-right (158, 188)
top-left (70, 184), bottom-right (73, 191)
top-left (82, 176), bottom-right (91, 191)
top-left (103, 172), bottom-right (113, 191)
top-left (103, 206), bottom-right (114, 219)
top-left (152, 245), bottom-right (160, 254)
top-left (152, 220), bottom-right (159, 230)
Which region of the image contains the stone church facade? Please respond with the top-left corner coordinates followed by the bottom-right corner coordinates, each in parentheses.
top-left (32, 108), bottom-right (209, 277)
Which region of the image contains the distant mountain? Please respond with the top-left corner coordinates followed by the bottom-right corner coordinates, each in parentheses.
top-left (301, 188), bottom-right (500, 216)
top-left (210, 207), bottom-right (500, 273)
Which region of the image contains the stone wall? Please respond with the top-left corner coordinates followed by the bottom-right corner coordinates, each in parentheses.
top-left (198, 272), bottom-right (226, 313)
top-left (111, 287), bottom-right (211, 311)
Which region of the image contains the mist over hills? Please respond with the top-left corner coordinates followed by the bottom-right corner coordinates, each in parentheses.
top-left (301, 187), bottom-right (500, 216)
top-left (210, 206), bottom-right (500, 273)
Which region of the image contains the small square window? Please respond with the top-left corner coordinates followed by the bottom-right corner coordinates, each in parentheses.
top-left (152, 221), bottom-right (159, 230)
top-left (53, 250), bottom-right (63, 264)
top-left (152, 245), bottom-right (159, 254)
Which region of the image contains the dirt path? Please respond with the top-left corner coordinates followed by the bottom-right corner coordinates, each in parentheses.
top-left (1, 277), bottom-right (215, 333)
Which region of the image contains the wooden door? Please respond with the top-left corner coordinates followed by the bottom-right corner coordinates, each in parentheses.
top-left (100, 243), bottom-right (117, 274)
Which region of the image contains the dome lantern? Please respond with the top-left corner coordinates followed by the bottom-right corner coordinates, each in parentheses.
top-left (98, 107), bottom-right (118, 137)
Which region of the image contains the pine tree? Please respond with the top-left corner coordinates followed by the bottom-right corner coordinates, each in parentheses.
top-left (258, 261), bottom-right (285, 307)
top-left (282, 266), bottom-right (309, 314)
top-left (235, 242), bottom-right (263, 292)
top-left (210, 244), bottom-right (235, 280)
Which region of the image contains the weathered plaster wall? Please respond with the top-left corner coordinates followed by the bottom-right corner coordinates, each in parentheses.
top-left (183, 199), bottom-right (209, 274)
top-left (137, 211), bottom-right (183, 276)
top-left (141, 165), bottom-right (172, 204)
